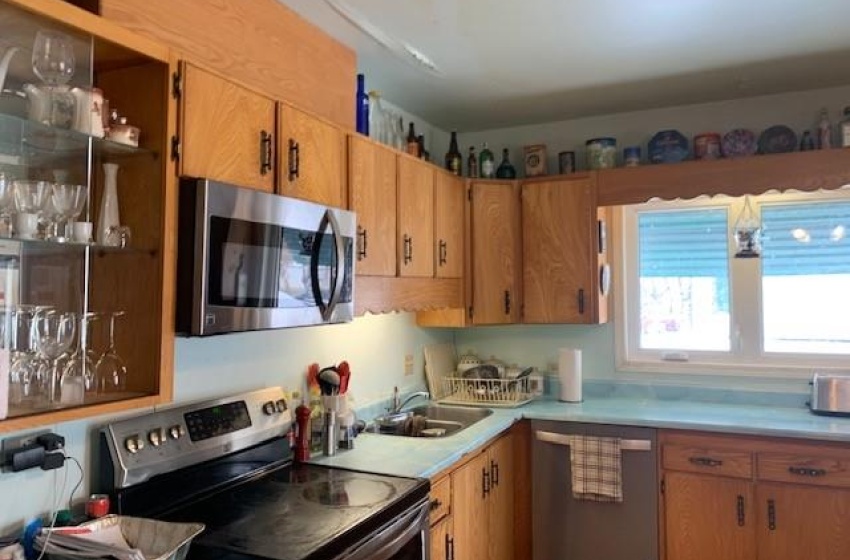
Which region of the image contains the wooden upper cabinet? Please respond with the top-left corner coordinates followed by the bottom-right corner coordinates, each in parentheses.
top-left (522, 175), bottom-right (607, 324)
top-left (178, 62), bottom-right (276, 192)
top-left (278, 103), bottom-right (346, 207)
top-left (397, 156), bottom-right (435, 278)
top-left (470, 181), bottom-right (521, 324)
top-left (434, 172), bottom-right (464, 279)
top-left (348, 136), bottom-right (397, 276)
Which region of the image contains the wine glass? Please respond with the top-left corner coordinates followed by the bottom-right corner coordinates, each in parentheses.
top-left (62, 312), bottom-right (98, 402)
top-left (34, 310), bottom-right (76, 406)
top-left (51, 184), bottom-right (86, 242)
top-left (32, 30), bottom-right (75, 86)
top-left (13, 180), bottom-right (51, 239)
top-left (95, 311), bottom-right (127, 393)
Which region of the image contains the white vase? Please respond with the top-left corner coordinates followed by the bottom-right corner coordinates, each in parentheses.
top-left (97, 163), bottom-right (120, 245)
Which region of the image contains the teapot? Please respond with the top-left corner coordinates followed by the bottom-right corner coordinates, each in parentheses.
top-left (0, 47), bottom-right (19, 92)
top-left (23, 83), bottom-right (75, 128)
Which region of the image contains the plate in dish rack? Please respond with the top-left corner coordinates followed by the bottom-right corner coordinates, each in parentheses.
top-left (722, 129), bottom-right (757, 158)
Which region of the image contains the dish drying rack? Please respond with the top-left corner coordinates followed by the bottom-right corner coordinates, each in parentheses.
top-left (439, 375), bottom-right (534, 408)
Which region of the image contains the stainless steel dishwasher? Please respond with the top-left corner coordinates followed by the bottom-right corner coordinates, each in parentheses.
top-left (532, 420), bottom-right (658, 560)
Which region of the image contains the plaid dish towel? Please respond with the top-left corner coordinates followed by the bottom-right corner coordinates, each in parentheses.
top-left (568, 436), bottom-right (623, 503)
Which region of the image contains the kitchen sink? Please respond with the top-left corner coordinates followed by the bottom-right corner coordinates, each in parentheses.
top-left (367, 404), bottom-right (493, 438)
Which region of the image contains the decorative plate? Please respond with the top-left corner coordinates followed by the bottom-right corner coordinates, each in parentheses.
top-left (721, 129), bottom-right (757, 158)
top-left (758, 125), bottom-right (797, 154)
top-left (648, 129), bottom-right (689, 164)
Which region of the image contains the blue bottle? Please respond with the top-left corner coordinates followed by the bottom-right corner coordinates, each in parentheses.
top-left (356, 73), bottom-right (369, 136)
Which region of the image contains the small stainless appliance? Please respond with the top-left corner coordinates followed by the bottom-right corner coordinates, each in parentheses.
top-left (176, 178), bottom-right (355, 336)
top-left (98, 387), bottom-right (430, 560)
top-left (809, 373), bottom-right (850, 416)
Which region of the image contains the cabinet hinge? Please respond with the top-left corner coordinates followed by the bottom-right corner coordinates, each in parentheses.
top-left (170, 135), bottom-right (181, 161)
top-left (660, 477), bottom-right (665, 495)
top-left (172, 70), bottom-right (183, 99)
top-left (467, 188), bottom-right (472, 201)
top-left (467, 306), bottom-right (474, 320)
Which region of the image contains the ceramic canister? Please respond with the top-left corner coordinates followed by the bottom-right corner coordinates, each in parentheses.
top-left (586, 137), bottom-right (617, 169)
top-left (694, 132), bottom-right (722, 160)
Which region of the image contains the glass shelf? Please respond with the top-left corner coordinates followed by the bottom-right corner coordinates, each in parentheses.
top-left (0, 111), bottom-right (156, 168)
top-left (7, 391), bottom-right (153, 419)
top-left (0, 236), bottom-right (133, 255)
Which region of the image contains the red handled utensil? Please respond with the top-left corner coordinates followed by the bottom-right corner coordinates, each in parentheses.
top-left (338, 361), bottom-right (350, 394)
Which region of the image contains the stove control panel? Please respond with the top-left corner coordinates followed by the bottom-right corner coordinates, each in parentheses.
top-left (101, 386), bottom-right (292, 490)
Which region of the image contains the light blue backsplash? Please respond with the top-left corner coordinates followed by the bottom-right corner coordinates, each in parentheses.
top-left (0, 312), bottom-right (447, 535)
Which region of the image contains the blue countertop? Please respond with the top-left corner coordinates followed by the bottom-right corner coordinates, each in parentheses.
top-left (307, 394), bottom-right (850, 479)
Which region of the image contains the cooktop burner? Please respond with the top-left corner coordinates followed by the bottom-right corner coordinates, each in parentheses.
top-left (161, 463), bottom-right (423, 560)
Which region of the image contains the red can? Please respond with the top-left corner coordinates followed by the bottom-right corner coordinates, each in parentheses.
top-left (85, 494), bottom-right (110, 518)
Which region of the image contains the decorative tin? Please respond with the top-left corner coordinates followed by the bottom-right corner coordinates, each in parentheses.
top-left (623, 146), bottom-right (641, 167)
top-left (524, 144), bottom-right (548, 177)
top-left (558, 151), bottom-right (576, 174)
top-left (648, 129), bottom-right (689, 163)
top-left (693, 132), bottom-right (722, 160)
top-left (586, 137), bottom-right (616, 169)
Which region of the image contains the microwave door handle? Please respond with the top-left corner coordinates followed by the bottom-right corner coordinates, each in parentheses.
top-left (324, 209), bottom-right (346, 320)
top-left (310, 210), bottom-right (345, 321)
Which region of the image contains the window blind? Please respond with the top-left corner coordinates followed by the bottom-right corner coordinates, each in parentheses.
top-left (638, 208), bottom-right (729, 278)
top-left (762, 201), bottom-right (850, 276)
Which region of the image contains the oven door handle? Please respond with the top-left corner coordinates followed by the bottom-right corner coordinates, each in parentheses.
top-left (337, 500), bottom-right (429, 560)
top-left (310, 209), bottom-right (346, 321)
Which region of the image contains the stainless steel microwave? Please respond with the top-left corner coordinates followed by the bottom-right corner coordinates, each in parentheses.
top-left (176, 178), bottom-right (355, 336)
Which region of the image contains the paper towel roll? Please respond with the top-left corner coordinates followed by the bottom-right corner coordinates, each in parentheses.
top-left (558, 348), bottom-right (582, 402)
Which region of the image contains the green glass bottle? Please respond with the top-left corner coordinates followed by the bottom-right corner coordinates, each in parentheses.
top-left (479, 142), bottom-right (495, 178)
top-left (496, 148), bottom-right (516, 179)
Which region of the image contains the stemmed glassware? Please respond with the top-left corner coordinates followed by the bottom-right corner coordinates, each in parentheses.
top-left (8, 306), bottom-right (52, 407)
top-left (31, 30), bottom-right (76, 129)
top-left (50, 184), bottom-right (87, 242)
top-left (13, 180), bottom-right (51, 239)
top-left (95, 311), bottom-right (127, 392)
top-left (61, 312), bottom-right (98, 403)
top-left (0, 173), bottom-right (15, 237)
top-left (34, 309), bottom-right (76, 406)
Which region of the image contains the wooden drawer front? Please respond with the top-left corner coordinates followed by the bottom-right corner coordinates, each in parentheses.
top-left (429, 476), bottom-right (451, 525)
top-left (757, 452), bottom-right (850, 488)
top-left (663, 444), bottom-right (753, 479)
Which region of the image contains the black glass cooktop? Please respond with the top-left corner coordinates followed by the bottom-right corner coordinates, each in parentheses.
top-left (114, 439), bottom-right (428, 560)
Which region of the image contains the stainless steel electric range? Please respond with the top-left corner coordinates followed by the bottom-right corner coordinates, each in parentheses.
top-left (97, 387), bottom-right (430, 560)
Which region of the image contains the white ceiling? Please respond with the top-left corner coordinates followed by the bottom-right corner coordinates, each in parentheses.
top-left (279, 0), bottom-right (850, 132)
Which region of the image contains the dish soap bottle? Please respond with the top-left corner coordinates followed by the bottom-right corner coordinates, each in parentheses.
top-left (496, 148), bottom-right (517, 179)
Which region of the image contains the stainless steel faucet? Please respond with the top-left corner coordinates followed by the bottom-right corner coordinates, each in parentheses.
top-left (388, 386), bottom-right (430, 413)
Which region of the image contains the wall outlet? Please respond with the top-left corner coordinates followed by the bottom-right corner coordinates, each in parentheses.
top-left (404, 354), bottom-right (414, 376)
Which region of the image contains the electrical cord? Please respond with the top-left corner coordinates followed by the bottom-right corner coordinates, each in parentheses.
top-left (32, 450), bottom-right (70, 560)
top-left (65, 456), bottom-right (83, 511)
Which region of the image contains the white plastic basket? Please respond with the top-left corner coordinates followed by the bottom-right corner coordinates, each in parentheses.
top-left (440, 375), bottom-right (534, 408)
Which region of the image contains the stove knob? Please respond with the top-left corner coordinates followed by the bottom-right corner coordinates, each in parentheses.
top-left (124, 435), bottom-right (144, 454)
top-left (148, 428), bottom-right (165, 447)
top-left (275, 399), bottom-right (287, 413)
top-left (262, 401), bottom-right (276, 415)
top-left (168, 425), bottom-right (185, 440)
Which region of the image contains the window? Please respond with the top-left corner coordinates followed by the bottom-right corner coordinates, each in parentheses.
top-left (618, 190), bottom-right (850, 375)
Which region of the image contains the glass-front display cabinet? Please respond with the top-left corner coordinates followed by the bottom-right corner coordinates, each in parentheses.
top-left (0, 0), bottom-right (175, 429)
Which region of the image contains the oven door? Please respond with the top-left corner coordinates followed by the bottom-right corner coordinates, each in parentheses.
top-left (337, 499), bottom-right (429, 560)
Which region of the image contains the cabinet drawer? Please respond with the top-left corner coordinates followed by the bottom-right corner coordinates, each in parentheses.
top-left (663, 444), bottom-right (753, 479)
top-left (429, 476), bottom-right (451, 525)
top-left (757, 452), bottom-right (850, 488)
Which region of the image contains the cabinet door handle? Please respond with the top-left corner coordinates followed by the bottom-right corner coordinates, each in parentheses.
top-left (490, 459), bottom-right (500, 486)
top-left (767, 499), bottom-right (776, 531)
top-left (504, 290), bottom-right (511, 315)
top-left (288, 138), bottom-right (300, 180)
top-left (736, 495), bottom-right (745, 527)
top-left (577, 288), bottom-right (585, 314)
top-left (482, 467), bottom-right (490, 498)
top-left (788, 466), bottom-right (827, 477)
top-left (259, 130), bottom-right (273, 175)
top-left (403, 234), bottom-right (412, 265)
top-left (357, 226), bottom-right (367, 261)
top-left (446, 535), bottom-right (454, 560)
top-left (429, 498), bottom-right (442, 511)
top-left (688, 456), bottom-right (724, 468)
top-left (439, 240), bottom-right (447, 266)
